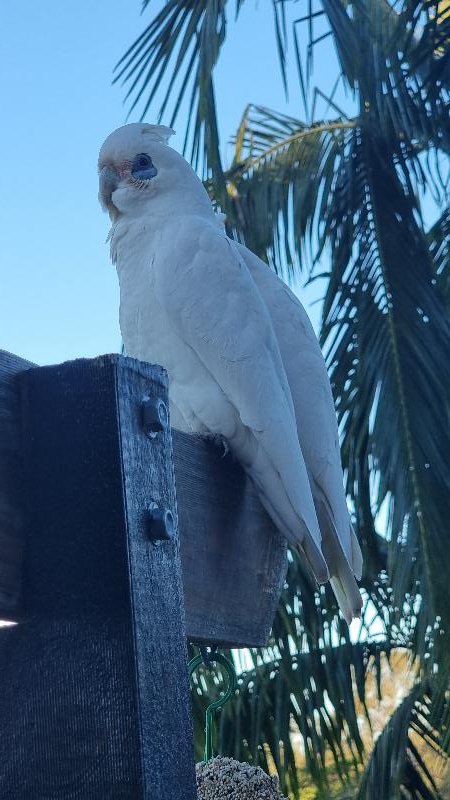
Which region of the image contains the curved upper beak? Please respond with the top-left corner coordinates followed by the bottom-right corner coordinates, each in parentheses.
top-left (98, 165), bottom-right (120, 214)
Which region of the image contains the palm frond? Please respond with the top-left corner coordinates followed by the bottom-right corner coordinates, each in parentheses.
top-left (218, 104), bottom-right (354, 274)
top-left (297, 0), bottom-right (450, 167)
top-left (320, 124), bottom-right (450, 662)
top-left (407, 0), bottom-right (450, 107)
top-left (272, 0), bottom-right (289, 95)
top-left (114, 0), bottom-right (229, 196)
top-left (358, 681), bottom-right (446, 799)
top-left (427, 205), bottom-right (450, 310)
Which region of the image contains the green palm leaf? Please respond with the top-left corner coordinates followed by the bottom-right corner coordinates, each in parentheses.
top-left (427, 206), bottom-right (450, 310)
top-left (219, 104), bottom-right (354, 274)
top-left (320, 124), bottom-right (450, 662)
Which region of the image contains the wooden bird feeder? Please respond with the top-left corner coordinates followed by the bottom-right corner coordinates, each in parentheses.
top-left (0, 350), bottom-right (287, 799)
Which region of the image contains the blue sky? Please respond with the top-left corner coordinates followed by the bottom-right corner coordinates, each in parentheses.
top-left (1, 1), bottom-right (347, 365)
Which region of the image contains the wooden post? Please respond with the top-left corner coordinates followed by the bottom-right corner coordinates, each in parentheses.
top-left (0, 355), bottom-right (196, 799)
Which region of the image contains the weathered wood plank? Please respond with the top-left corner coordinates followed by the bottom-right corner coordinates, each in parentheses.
top-left (0, 355), bottom-right (196, 799)
top-left (115, 357), bottom-right (196, 797)
top-left (0, 349), bottom-right (287, 646)
top-left (173, 431), bottom-right (287, 647)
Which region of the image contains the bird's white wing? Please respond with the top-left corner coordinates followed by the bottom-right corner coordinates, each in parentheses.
top-left (154, 217), bottom-right (328, 582)
top-left (235, 242), bottom-right (363, 621)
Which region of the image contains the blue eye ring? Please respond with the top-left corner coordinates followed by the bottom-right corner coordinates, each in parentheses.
top-left (131, 152), bottom-right (158, 180)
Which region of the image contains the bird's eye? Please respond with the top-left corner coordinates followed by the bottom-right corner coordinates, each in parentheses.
top-left (137, 154), bottom-right (152, 168)
top-left (131, 152), bottom-right (158, 181)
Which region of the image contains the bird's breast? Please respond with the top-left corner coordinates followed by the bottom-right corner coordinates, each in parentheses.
top-left (116, 236), bottom-right (238, 437)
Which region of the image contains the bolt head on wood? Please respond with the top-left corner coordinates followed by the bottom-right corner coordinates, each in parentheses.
top-left (141, 397), bottom-right (168, 436)
top-left (147, 506), bottom-right (175, 543)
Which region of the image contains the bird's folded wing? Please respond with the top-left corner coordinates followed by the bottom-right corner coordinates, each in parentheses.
top-left (154, 218), bottom-right (328, 581)
top-left (235, 243), bottom-right (363, 580)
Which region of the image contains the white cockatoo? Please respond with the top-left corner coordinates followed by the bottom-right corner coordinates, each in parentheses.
top-left (98, 123), bottom-right (363, 623)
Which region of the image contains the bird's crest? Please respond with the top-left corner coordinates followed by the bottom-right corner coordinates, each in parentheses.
top-left (138, 124), bottom-right (175, 144)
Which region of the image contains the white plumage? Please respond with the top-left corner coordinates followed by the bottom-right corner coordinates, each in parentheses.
top-left (98, 123), bottom-right (363, 622)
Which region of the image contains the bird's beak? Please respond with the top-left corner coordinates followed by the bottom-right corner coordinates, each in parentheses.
top-left (98, 165), bottom-right (120, 218)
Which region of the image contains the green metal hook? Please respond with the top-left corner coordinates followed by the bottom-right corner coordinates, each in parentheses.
top-left (188, 651), bottom-right (237, 761)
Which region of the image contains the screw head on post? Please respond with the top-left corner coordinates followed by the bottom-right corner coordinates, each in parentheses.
top-left (141, 398), bottom-right (168, 437)
top-left (147, 506), bottom-right (175, 543)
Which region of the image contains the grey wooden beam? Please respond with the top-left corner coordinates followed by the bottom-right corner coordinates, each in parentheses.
top-left (0, 350), bottom-right (287, 647)
top-left (173, 431), bottom-right (287, 647)
top-left (0, 355), bottom-right (196, 799)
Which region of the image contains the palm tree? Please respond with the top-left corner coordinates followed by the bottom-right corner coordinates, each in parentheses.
top-left (115, 2), bottom-right (450, 797)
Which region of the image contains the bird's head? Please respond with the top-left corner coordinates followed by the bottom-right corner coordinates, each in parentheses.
top-left (98, 123), bottom-right (175, 220)
top-left (98, 123), bottom-right (207, 222)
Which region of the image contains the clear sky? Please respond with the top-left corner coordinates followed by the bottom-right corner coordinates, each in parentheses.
top-left (1, 1), bottom-right (350, 366)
